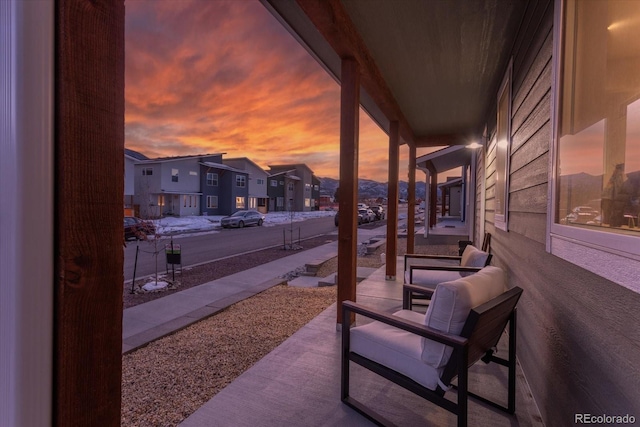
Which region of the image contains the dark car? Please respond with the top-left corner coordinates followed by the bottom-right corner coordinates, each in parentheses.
top-left (370, 205), bottom-right (385, 220)
top-left (124, 216), bottom-right (156, 240)
top-left (221, 210), bottom-right (265, 228)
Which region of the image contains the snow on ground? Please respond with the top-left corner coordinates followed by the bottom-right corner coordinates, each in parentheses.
top-left (151, 210), bottom-right (336, 236)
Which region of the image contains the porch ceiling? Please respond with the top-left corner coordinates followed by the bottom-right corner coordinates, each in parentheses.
top-left (262, 0), bottom-right (527, 147)
top-left (416, 145), bottom-right (472, 174)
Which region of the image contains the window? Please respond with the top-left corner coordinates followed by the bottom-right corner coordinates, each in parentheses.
top-left (142, 167), bottom-right (153, 176)
top-left (257, 178), bottom-right (265, 185)
top-left (271, 180), bottom-right (278, 187)
top-left (189, 171), bottom-right (198, 176)
top-left (171, 168), bottom-right (179, 182)
top-left (277, 197), bottom-right (284, 208)
top-left (494, 62), bottom-right (512, 231)
top-left (207, 172), bottom-right (218, 186)
top-left (249, 197), bottom-right (257, 209)
top-left (314, 185), bottom-right (319, 191)
top-left (279, 181), bottom-right (284, 185)
top-left (305, 198), bottom-right (310, 208)
top-left (236, 196), bottom-right (246, 209)
top-left (207, 196), bottom-right (218, 209)
top-left (551, 0), bottom-right (640, 290)
top-left (183, 195), bottom-right (197, 208)
top-left (236, 175), bottom-right (246, 188)
top-left (287, 182), bottom-right (294, 192)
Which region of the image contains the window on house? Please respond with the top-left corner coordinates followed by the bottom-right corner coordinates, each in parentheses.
top-left (314, 185), bottom-right (319, 191)
top-left (494, 63), bottom-right (512, 231)
top-left (236, 175), bottom-right (246, 188)
top-left (207, 195), bottom-right (218, 209)
top-left (142, 167), bottom-right (153, 175)
top-left (277, 197), bottom-right (284, 208)
top-left (551, 0), bottom-right (640, 290)
top-left (305, 198), bottom-right (310, 208)
top-left (271, 180), bottom-right (278, 187)
top-left (207, 172), bottom-right (218, 186)
top-left (158, 195), bottom-right (165, 206)
top-left (236, 196), bottom-right (246, 209)
top-left (287, 183), bottom-right (294, 192)
top-left (257, 178), bottom-right (265, 185)
top-left (279, 181), bottom-right (284, 185)
top-left (171, 168), bottom-right (179, 182)
top-left (249, 197), bottom-right (257, 209)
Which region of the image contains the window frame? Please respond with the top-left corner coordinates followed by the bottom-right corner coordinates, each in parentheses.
top-left (494, 60), bottom-right (513, 232)
top-left (236, 175), bottom-right (246, 188)
top-left (206, 195), bottom-right (218, 209)
top-left (206, 172), bottom-right (218, 187)
top-left (171, 168), bottom-right (179, 183)
top-left (548, 0), bottom-right (640, 292)
top-left (236, 196), bottom-right (246, 209)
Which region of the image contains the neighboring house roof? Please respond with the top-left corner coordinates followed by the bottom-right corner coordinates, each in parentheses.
top-left (125, 148), bottom-right (149, 161)
top-left (200, 162), bottom-right (247, 174)
top-left (268, 169), bottom-right (297, 178)
top-left (224, 157), bottom-right (268, 174)
top-left (136, 153), bottom-right (226, 164)
top-left (268, 163), bottom-right (315, 174)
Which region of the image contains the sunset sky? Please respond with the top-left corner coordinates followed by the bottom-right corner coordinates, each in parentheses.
top-left (125, 0), bottom-right (417, 182)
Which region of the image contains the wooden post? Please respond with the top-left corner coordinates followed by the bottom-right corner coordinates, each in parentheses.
top-left (407, 144), bottom-right (417, 254)
top-left (429, 165), bottom-right (438, 228)
top-left (55, 1), bottom-right (124, 425)
top-left (337, 58), bottom-right (359, 325)
top-left (385, 121), bottom-right (399, 280)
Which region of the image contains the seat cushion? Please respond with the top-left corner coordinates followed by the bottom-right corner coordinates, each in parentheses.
top-left (350, 309), bottom-right (442, 390)
top-left (421, 266), bottom-right (506, 368)
top-left (405, 269), bottom-right (465, 287)
top-left (460, 245), bottom-right (490, 267)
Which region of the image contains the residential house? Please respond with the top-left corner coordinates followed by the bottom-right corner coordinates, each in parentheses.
top-left (124, 148), bottom-right (148, 216)
top-left (134, 155), bottom-right (208, 218)
top-left (266, 170), bottom-right (294, 212)
top-left (311, 175), bottom-right (321, 210)
top-left (268, 164), bottom-right (315, 211)
top-left (223, 157), bottom-right (269, 213)
top-left (200, 156), bottom-right (249, 216)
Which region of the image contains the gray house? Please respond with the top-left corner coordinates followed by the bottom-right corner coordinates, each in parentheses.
top-left (268, 164), bottom-right (315, 212)
top-left (134, 154), bottom-right (211, 218)
top-left (200, 157), bottom-right (249, 216)
top-left (223, 157), bottom-right (269, 213)
top-left (124, 148), bottom-right (148, 216)
top-left (267, 169), bottom-right (295, 212)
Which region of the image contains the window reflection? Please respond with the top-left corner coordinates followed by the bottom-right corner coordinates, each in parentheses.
top-left (558, 0), bottom-right (640, 234)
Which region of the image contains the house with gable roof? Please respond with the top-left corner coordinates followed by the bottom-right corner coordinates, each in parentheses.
top-left (223, 157), bottom-right (269, 213)
top-left (268, 163), bottom-right (315, 212)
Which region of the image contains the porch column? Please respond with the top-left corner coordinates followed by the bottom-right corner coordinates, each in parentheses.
top-left (429, 165), bottom-right (438, 228)
top-left (337, 58), bottom-right (359, 325)
top-left (407, 144), bottom-right (416, 253)
top-left (385, 121), bottom-right (399, 280)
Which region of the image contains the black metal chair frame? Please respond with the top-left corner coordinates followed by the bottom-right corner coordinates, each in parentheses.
top-left (341, 286), bottom-right (522, 427)
top-left (402, 254), bottom-right (493, 310)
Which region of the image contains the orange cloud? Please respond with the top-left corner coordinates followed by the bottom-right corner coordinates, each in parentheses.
top-left (125, 0), bottom-right (409, 182)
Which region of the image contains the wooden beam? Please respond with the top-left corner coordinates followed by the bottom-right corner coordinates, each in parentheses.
top-left (385, 121), bottom-right (399, 280)
top-left (296, 0), bottom-right (415, 145)
top-left (55, 1), bottom-right (124, 425)
top-left (407, 144), bottom-right (417, 254)
top-left (337, 58), bottom-right (359, 325)
top-left (429, 167), bottom-right (438, 228)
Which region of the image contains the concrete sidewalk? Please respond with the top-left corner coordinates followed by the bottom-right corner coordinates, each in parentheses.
top-left (122, 226), bottom-right (386, 354)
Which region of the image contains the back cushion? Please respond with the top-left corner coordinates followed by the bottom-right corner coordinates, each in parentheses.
top-left (460, 245), bottom-right (490, 267)
top-left (421, 266), bottom-right (506, 367)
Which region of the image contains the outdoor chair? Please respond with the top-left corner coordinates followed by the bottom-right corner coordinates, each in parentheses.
top-left (403, 245), bottom-right (492, 310)
top-left (341, 266), bottom-right (522, 427)
top-left (457, 232), bottom-right (491, 256)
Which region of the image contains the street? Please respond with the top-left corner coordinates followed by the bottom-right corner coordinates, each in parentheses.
top-left (123, 215), bottom-right (338, 281)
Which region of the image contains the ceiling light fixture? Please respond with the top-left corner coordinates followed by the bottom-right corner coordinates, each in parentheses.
top-left (466, 142), bottom-right (482, 149)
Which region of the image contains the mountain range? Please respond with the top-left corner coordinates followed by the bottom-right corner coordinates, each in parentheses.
top-left (318, 177), bottom-right (428, 200)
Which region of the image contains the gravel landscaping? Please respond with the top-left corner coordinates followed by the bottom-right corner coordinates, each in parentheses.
top-left (121, 235), bottom-right (458, 426)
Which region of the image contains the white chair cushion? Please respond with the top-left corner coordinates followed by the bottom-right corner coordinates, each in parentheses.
top-left (350, 309), bottom-right (442, 390)
top-left (405, 269), bottom-right (465, 287)
top-left (421, 266), bottom-right (506, 368)
top-left (460, 245), bottom-right (490, 268)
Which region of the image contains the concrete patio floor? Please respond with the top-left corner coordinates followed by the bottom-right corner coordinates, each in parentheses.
top-left (179, 258), bottom-right (544, 427)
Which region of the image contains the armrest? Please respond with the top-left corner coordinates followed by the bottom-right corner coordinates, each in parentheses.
top-left (404, 254), bottom-right (461, 271)
top-left (403, 283), bottom-right (435, 298)
top-left (342, 300), bottom-right (467, 349)
top-left (409, 265), bottom-right (483, 273)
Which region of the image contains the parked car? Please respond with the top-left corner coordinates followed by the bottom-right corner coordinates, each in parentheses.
top-left (221, 210), bottom-right (265, 228)
top-left (124, 216), bottom-right (156, 240)
top-left (561, 206), bottom-right (600, 225)
top-left (359, 208), bottom-right (376, 223)
top-left (370, 205), bottom-right (385, 220)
